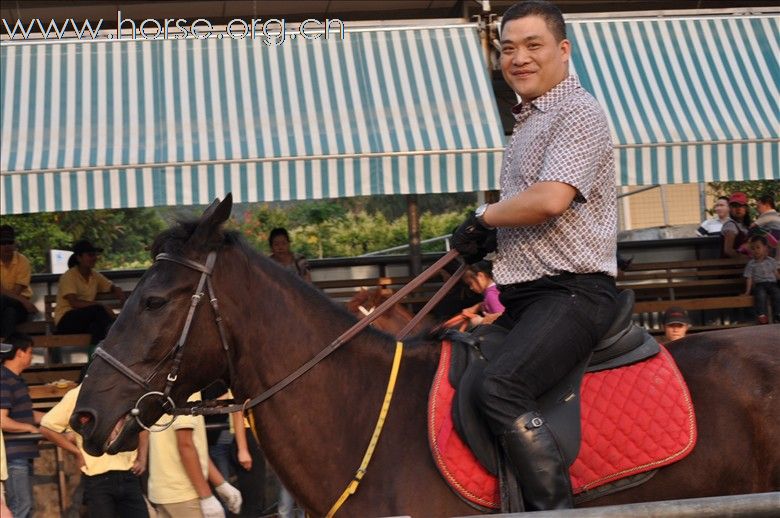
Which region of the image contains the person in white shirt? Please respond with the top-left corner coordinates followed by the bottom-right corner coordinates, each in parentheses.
top-left (697, 196), bottom-right (730, 236)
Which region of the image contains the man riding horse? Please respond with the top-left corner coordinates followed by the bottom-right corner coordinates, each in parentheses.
top-left (452, 0), bottom-right (618, 511)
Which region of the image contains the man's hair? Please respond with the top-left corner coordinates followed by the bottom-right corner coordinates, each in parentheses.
top-left (0, 333), bottom-right (33, 362)
top-left (501, 1), bottom-right (567, 42)
top-left (749, 234), bottom-right (768, 246)
top-left (758, 193), bottom-right (776, 209)
top-left (268, 227), bottom-right (291, 247)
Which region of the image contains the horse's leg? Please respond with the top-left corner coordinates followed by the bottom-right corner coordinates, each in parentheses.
top-left (584, 333), bottom-right (780, 506)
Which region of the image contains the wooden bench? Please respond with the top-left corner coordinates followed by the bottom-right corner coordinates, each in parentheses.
top-left (618, 257), bottom-right (763, 330)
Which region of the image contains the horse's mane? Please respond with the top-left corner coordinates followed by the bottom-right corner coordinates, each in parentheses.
top-left (149, 218), bottom-right (392, 333)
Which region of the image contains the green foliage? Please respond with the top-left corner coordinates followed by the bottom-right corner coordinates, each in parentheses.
top-left (0, 208), bottom-right (165, 272)
top-left (1, 195), bottom-right (474, 272)
top-left (707, 181), bottom-right (778, 201)
top-left (233, 200), bottom-right (470, 258)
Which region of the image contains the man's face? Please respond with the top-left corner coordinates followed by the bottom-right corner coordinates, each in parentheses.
top-left (16, 347), bottom-right (33, 370)
top-left (729, 203), bottom-right (747, 219)
top-left (664, 323), bottom-right (688, 342)
top-left (0, 243), bottom-right (15, 261)
top-left (78, 252), bottom-right (99, 269)
top-left (713, 199), bottom-right (729, 219)
top-left (500, 15), bottom-right (570, 103)
top-left (271, 236), bottom-right (291, 256)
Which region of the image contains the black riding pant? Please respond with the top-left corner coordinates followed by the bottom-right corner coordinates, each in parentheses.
top-left (55, 304), bottom-right (114, 345)
top-left (0, 294), bottom-right (29, 338)
top-left (83, 470), bottom-right (149, 518)
top-left (476, 273), bottom-right (617, 435)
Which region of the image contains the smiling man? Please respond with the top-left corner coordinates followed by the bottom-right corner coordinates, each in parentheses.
top-left (451, 0), bottom-right (618, 511)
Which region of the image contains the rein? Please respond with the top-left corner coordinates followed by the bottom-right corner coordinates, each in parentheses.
top-left (92, 248), bottom-right (463, 424)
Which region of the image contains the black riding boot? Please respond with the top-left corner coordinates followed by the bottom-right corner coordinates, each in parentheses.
top-left (499, 411), bottom-right (573, 511)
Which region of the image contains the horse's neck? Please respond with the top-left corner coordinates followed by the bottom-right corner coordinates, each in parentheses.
top-left (232, 263), bottom-right (402, 509)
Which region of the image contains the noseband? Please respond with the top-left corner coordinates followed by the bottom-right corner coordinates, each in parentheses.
top-left (93, 251), bottom-right (238, 430)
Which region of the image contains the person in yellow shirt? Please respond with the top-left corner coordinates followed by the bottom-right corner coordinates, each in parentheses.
top-left (148, 392), bottom-right (242, 518)
top-left (39, 385), bottom-right (149, 517)
top-left (54, 240), bottom-right (126, 346)
top-left (0, 225), bottom-right (37, 339)
top-left (1, 429), bottom-right (11, 518)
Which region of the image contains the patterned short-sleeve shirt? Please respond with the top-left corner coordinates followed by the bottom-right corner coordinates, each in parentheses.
top-left (492, 75), bottom-right (617, 285)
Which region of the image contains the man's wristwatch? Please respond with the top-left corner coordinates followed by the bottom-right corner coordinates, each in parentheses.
top-left (475, 203), bottom-right (494, 229)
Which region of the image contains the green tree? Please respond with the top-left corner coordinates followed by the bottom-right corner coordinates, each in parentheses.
top-left (1, 208), bottom-right (165, 272)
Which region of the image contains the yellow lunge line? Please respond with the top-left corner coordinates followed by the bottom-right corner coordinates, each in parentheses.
top-left (326, 341), bottom-right (405, 518)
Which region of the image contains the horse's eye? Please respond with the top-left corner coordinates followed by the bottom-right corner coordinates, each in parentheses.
top-left (145, 296), bottom-right (167, 310)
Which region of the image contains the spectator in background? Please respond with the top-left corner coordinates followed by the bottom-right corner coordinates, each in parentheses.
top-left (0, 334), bottom-right (42, 518)
top-left (203, 383), bottom-right (265, 516)
top-left (268, 228), bottom-right (311, 282)
top-left (0, 225), bottom-right (37, 339)
top-left (147, 392), bottom-right (241, 518)
top-left (659, 307), bottom-right (691, 344)
top-left (721, 192), bottom-right (751, 258)
top-left (743, 235), bottom-right (780, 325)
top-left (54, 240), bottom-right (126, 347)
top-left (39, 385), bottom-right (150, 518)
top-left (753, 194), bottom-right (780, 258)
top-left (1, 430), bottom-right (11, 517)
top-left (697, 196), bottom-right (731, 236)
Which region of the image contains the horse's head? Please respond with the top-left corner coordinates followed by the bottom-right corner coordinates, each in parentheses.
top-left (70, 195), bottom-right (236, 456)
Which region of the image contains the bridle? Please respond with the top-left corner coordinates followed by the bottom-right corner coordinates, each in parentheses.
top-left (93, 250), bottom-right (239, 430)
top-left (92, 248), bottom-right (465, 431)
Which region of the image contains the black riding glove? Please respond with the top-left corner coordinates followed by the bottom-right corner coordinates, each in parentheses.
top-left (451, 213), bottom-right (497, 264)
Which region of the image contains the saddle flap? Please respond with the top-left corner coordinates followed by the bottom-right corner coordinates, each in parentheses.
top-left (451, 327), bottom-right (586, 474)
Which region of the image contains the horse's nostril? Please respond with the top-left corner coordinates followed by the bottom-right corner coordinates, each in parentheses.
top-left (78, 413), bottom-right (92, 425)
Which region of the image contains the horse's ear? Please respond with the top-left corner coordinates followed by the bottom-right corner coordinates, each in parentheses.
top-left (189, 193), bottom-right (233, 248)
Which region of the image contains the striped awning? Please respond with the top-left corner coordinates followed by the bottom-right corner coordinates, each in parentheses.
top-left (0, 23), bottom-right (504, 214)
top-left (568, 14), bottom-right (779, 186)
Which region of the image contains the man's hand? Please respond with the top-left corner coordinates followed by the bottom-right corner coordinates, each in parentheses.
top-left (215, 481), bottom-right (242, 514)
top-left (130, 456), bottom-right (146, 476)
top-left (200, 495), bottom-right (225, 518)
top-left (237, 447), bottom-right (252, 471)
top-left (451, 213), bottom-right (497, 264)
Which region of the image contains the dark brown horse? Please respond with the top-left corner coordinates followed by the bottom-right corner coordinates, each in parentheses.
top-left (71, 196), bottom-right (780, 516)
top-left (346, 286), bottom-right (435, 336)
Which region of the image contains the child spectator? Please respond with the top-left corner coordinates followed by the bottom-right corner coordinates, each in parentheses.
top-left (463, 260), bottom-right (505, 327)
top-left (39, 385), bottom-right (150, 517)
top-left (0, 334), bottom-right (42, 518)
top-left (0, 225), bottom-right (37, 339)
top-left (743, 235), bottom-right (780, 325)
top-left (659, 306), bottom-right (691, 344)
top-left (147, 392), bottom-right (241, 518)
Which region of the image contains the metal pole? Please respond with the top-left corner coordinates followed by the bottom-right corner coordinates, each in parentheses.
top-left (406, 194), bottom-right (422, 275)
top-left (458, 492), bottom-right (780, 518)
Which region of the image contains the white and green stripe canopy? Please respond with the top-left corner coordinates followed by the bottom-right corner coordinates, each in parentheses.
top-left (1, 23), bottom-right (504, 214)
top-left (568, 14), bottom-right (779, 186)
top-left (2, 14), bottom-right (778, 215)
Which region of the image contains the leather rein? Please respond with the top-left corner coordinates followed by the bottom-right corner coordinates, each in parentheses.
top-left (92, 248), bottom-right (465, 429)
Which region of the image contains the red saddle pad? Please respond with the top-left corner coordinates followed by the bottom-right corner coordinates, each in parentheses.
top-left (428, 340), bottom-right (697, 510)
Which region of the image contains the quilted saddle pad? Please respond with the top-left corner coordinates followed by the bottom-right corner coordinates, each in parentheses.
top-left (428, 340), bottom-right (697, 510)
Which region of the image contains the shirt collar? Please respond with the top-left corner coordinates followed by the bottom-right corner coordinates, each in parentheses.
top-left (511, 75), bottom-right (581, 119)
